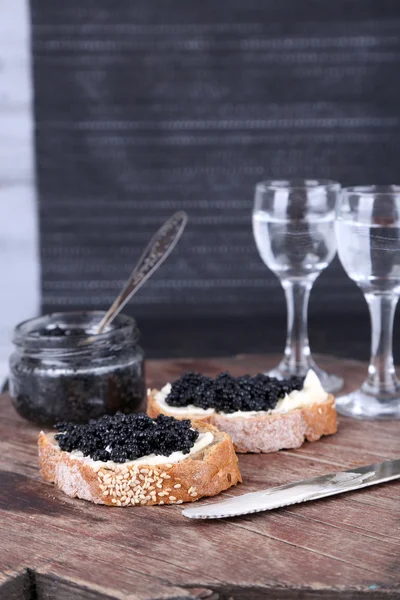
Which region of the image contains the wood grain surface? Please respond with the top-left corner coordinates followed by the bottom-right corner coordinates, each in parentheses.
top-left (1, 354), bottom-right (400, 600)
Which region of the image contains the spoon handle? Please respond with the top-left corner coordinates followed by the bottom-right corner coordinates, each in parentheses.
top-left (97, 211), bottom-right (188, 334)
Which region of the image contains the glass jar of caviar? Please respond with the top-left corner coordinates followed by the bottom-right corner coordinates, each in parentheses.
top-left (9, 311), bottom-right (146, 426)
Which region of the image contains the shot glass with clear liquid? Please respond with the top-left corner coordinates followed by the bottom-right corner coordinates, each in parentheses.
top-left (335, 185), bottom-right (400, 419)
top-left (252, 179), bottom-right (343, 393)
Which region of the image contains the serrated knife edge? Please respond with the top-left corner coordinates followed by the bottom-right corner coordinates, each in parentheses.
top-left (182, 458), bottom-right (400, 519)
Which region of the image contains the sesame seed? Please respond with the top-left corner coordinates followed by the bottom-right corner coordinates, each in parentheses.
top-left (112, 498), bottom-right (117, 504)
top-left (103, 490), bottom-right (109, 496)
top-left (140, 500), bottom-right (147, 505)
top-left (166, 464), bottom-right (173, 468)
top-left (159, 501), bottom-right (164, 505)
top-left (164, 474), bottom-right (171, 479)
top-left (190, 492), bottom-right (198, 497)
top-left (174, 484), bottom-right (182, 489)
top-left (116, 500), bottom-right (121, 506)
top-left (176, 500), bottom-right (183, 504)
top-left (169, 496), bottom-right (177, 501)
top-left (98, 471), bottom-right (104, 479)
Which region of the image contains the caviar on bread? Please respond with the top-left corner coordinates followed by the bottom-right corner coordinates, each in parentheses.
top-left (165, 372), bottom-right (305, 412)
top-left (147, 370), bottom-right (337, 453)
top-left (38, 413), bottom-right (242, 506)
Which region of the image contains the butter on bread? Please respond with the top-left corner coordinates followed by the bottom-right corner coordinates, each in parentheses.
top-left (38, 421), bottom-right (241, 506)
top-left (147, 392), bottom-right (337, 453)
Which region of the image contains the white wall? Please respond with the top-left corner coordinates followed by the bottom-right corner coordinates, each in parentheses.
top-left (0, 0), bottom-right (40, 380)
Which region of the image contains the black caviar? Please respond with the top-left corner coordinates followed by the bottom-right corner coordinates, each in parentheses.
top-left (32, 325), bottom-right (84, 338)
top-left (9, 312), bottom-right (146, 426)
top-left (55, 413), bottom-right (199, 463)
top-left (166, 372), bottom-right (305, 413)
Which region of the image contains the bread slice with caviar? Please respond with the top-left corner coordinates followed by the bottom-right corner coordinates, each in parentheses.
top-left (38, 413), bottom-right (242, 506)
top-left (147, 370), bottom-right (337, 453)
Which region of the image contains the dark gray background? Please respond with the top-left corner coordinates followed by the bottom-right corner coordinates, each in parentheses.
top-left (30, 0), bottom-right (400, 358)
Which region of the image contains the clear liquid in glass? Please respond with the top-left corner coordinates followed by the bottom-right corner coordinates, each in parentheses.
top-left (335, 219), bottom-right (400, 294)
top-left (252, 211), bottom-right (337, 279)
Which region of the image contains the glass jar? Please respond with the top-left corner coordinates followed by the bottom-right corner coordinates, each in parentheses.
top-left (9, 311), bottom-right (146, 425)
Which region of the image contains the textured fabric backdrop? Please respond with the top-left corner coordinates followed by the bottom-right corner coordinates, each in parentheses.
top-left (31, 1), bottom-right (400, 322)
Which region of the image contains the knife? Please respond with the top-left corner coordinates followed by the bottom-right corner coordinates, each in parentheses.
top-left (182, 458), bottom-right (400, 519)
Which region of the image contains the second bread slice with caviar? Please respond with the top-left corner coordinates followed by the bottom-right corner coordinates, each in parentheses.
top-left (38, 414), bottom-right (242, 506)
top-left (147, 370), bottom-right (337, 453)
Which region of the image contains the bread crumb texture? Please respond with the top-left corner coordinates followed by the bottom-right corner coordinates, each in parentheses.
top-left (38, 422), bottom-right (242, 507)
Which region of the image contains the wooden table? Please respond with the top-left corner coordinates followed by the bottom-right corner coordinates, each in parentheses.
top-left (1, 354), bottom-right (400, 600)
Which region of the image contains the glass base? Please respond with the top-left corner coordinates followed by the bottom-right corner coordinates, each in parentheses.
top-left (336, 389), bottom-right (400, 420)
top-left (267, 361), bottom-right (344, 394)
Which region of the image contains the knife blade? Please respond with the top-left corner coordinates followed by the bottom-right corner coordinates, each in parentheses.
top-left (182, 458), bottom-right (400, 519)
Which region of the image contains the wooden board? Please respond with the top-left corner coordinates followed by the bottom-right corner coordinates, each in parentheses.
top-left (1, 354), bottom-right (400, 600)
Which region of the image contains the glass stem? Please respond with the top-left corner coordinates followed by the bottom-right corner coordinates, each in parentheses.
top-left (281, 279), bottom-right (313, 375)
top-left (364, 293), bottom-right (399, 394)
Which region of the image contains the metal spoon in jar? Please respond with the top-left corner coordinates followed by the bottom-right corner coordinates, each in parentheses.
top-left (95, 211), bottom-right (188, 335)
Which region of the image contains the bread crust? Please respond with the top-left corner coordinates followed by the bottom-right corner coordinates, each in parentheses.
top-left (147, 392), bottom-right (337, 453)
top-left (38, 421), bottom-right (242, 506)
